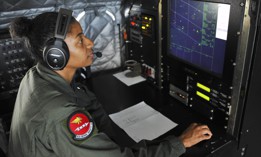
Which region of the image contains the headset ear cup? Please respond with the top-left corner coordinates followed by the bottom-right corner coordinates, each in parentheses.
top-left (43, 38), bottom-right (70, 70)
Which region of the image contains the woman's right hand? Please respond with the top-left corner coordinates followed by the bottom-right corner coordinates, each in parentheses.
top-left (178, 123), bottom-right (213, 148)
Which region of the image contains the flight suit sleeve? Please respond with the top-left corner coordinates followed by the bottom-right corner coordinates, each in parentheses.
top-left (45, 110), bottom-right (186, 157)
top-left (135, 136), bottom-right (186, 157)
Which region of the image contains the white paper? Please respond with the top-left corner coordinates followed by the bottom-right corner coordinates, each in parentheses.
top-left (109, 101), bottom-right (178, 143)
top-left (113, 70), bottom-right (146, 86)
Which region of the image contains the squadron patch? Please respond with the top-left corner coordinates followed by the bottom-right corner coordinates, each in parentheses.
top-left (68, 111), bottom-right (94, 140)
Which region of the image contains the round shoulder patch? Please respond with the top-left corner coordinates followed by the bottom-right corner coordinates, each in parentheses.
top-left (67, 111), bottom-right (94, 140)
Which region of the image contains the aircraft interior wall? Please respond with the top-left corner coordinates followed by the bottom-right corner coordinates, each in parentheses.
top-left (1, 0), bottom-right (261, 156)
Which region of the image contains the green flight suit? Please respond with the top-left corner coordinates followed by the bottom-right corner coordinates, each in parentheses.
top-left (8, 63), bottom-right (186, 157)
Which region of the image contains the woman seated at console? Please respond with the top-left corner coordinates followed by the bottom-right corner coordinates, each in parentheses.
top-left (8, 8), bottom-right (212, 157)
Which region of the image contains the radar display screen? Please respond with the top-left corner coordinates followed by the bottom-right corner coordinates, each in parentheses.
top-left (169, 0), bottom-right (230, 76)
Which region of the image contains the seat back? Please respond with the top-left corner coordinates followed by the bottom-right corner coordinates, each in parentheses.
top-left (0, 118), bottom-right (7, 157)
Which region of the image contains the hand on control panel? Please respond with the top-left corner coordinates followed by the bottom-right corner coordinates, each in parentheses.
top-left (178, 123), bottom-right (213, 148)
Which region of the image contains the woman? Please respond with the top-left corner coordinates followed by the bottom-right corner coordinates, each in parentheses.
top-left (8, 9), bottom-right (212, 157)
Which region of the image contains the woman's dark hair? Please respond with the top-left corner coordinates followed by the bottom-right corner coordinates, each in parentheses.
top-left (9, 12), bottom-right (76, 62)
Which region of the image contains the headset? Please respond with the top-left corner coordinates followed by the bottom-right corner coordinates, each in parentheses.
top-left (43, 8), bottom-right (73, 70)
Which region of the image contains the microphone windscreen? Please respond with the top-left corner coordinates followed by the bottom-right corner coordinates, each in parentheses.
top-left (95, 52), bottom-right (102, 58)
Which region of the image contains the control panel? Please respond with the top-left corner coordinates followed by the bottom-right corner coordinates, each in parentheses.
top-left (0, 36), bottom-right (33, 100)
top-left (127, 4), bottom-right (161, 88)
top-left (168, 66), bottom-right (232, 129)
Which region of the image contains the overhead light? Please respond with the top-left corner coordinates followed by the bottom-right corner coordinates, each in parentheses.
top-left (105, 10), bottom-right (115, 21)
top-left (76, 11), bottom-right (86, 21)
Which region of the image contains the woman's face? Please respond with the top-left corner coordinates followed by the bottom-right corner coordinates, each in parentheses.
top-left (64, 21), bottom-right (94, 69)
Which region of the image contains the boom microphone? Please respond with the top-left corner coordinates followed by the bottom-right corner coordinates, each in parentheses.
top-left (94, 52), bottom-right (102, 58)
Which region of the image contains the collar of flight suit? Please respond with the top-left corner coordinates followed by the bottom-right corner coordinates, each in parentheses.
top-left (35, 63), bottom-right (76, 97)
top-left (35, 63), bottom-right (97, 107)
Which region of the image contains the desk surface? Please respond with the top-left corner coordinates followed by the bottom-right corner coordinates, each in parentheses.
top-left (86, 69), bottom-right (234, 157)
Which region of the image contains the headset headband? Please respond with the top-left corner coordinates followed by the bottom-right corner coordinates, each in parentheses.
top-left (55, 8), bottom-right (73, 39)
